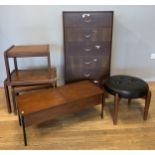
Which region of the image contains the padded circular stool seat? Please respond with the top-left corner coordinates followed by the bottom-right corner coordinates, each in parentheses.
top-left (104, 75), bottom-right (149, 98)
top-left (103, 75), bottom-right (151, 125)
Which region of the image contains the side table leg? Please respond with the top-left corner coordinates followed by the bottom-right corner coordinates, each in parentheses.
top-left (47, 53), bottom-right (52, 79)
top-left (113, 94), bottom-right (120, 125)
top-left (53, 81), bottom-right (57, 88)
top-left (144, 90), bottom-right (151, 120)
top-left (3, 79), bottom-right (12, 113)
top-left (21, 112), bottom-right (27, 146)
top-left (101, 95), bottom-right (105, 119)
top-left (54, 81), bottom-right (57, 88)
top-left (11, 87), bottom-right (17, 115)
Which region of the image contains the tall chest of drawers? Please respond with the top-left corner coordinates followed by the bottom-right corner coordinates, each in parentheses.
top-left (63, 11), bottom-right (113, 86)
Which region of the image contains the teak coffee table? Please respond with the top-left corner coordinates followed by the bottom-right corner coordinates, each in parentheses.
top-left (16, 80), bottom-right (104, 146)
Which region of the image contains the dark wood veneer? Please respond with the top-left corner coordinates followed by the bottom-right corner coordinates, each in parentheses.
top-left (63, 11), bottom-right (113, 85)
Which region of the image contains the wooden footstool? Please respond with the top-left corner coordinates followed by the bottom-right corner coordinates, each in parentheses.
top-left (16, 80), bottom-right (104, 146)
top-left (103, 75), bottom-right (151, 125)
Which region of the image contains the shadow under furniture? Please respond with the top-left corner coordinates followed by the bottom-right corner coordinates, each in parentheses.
top-left (16, 80), bottom-right (104, 146)
top-left (103, 75), bottom-right (151, 125)
top-left (4, 44), bottom-right (57, 114)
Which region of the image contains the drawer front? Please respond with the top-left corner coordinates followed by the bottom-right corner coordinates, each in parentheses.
top-left (65, 42), bottom-right (111, 56)
top-left (64, 27), bottom-right (112, 42)
top-left (65, 66), bottom-right (110, 84)
top-left (90, 60), bottom-right (111, 80)
top-left (65, 56), bottom-right (110, 82)
top-left (63, 12), bottom-right (113, 27)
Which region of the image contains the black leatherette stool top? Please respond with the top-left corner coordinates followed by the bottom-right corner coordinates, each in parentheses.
top-left (103, 75), bottom-right (149, 98)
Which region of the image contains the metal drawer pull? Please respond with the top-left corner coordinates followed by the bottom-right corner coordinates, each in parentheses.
top-left (85, 61), bottom-right (91, 65)
top-left (84, 34), bottom-right (91, 39)
top-left (82, 14), bottom-right (92, 23)
top-left (93, 58), bottom-right (98, 62)
top-left (84, 73), bottom-right (90, 77)
top-left (82, 13), bottom-right (90, 18)
top-left (84, 48), bottom-right (91, 52)
top-left (95, 45), bottom-right (101, 49)
top-left (93, 80), bottom-right (99, 84)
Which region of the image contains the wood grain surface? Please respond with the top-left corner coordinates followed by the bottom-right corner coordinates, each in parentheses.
top-left (7, 44), bottom-right (49, 57)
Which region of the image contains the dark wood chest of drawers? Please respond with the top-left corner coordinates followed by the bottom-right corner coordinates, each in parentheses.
top-left (63, 11), bottom-right (113, 85)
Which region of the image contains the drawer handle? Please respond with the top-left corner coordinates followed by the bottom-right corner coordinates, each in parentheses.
top-left (95, 45), bottom-right (101, 49)
top-left (93, 58), bottom-right (98, 62)
top-left (82, 13), bottom-right (90, 18)
top-left (84, 61), bottom-right (91, 65)
top-left (93, 80), bottom-right (99, 84)
top-left (82, 14), bottom-right (92, 23)
top-left (84, 48), bottom-right (91, 52)
top-left (84, 73), bottom-right (90, 77)
top-left (84, 34), bottom-right (91, 39)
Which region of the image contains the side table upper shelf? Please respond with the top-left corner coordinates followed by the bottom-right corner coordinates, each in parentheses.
top-left (6, 44), bottom-right (50, 57)
top-left (4, 44), bottom-right (52, 84)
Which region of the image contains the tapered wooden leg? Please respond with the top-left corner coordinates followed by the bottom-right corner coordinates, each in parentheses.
top-left (143, 90), bottom-right (151, 120)
top-left (128, 98), bottom-right (131, 106)
top-left (3, 79), bottom-right (12, 113)
top-left (21, 112), bottom-right (27, 146)
top-left (113, 94), bottom-right (120, 125)
top-left (101, 95), bottom-right (105, 119)
top-left (16, 92), bottom-right (19, 96)
top-left (11, 87), bottom-right (17, 115)
top-left (53, 81), bottom-right (57, 88)
top-left (17, 110), bottom-right (21, 126)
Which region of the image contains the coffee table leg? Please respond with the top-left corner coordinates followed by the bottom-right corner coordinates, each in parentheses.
top-left (113, 94), bottom-right (120, 125)
top-left (101, 95), bottom-right (104, 119)
top-left (21, 112), bottom-right (27, 146)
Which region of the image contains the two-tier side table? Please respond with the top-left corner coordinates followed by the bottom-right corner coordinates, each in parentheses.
top-left (4, 44), bottom-right (57, 114)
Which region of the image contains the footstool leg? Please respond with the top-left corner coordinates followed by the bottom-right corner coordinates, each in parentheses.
top-left (4, 79), bottom-right (12, 113)
top-left (21, 112), bottom-right (27, 146)
top-left (113, 94), bottom-right (120, 125)
top-left (101, 95), bottom-right (105, 119)
top-left (144, 90), bottom-right (151, 120)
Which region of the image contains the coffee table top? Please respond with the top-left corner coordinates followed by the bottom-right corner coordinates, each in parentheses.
top-left (7, 44), bottom-right (49, 57)
top-left (58, 80), bottom-right (103, 102)
top-left (17, 80), bottom-right (103, 115)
